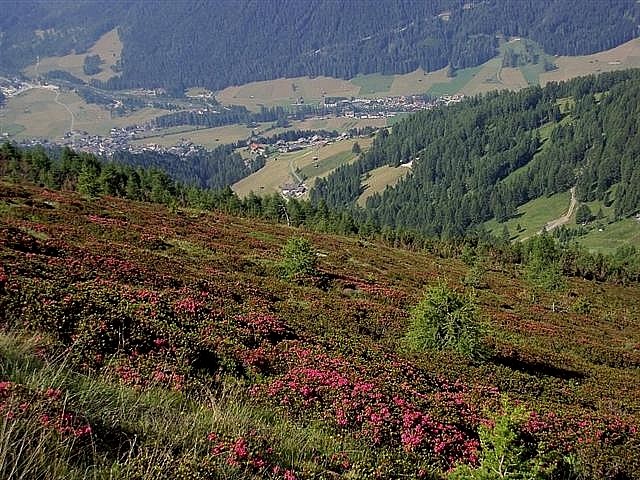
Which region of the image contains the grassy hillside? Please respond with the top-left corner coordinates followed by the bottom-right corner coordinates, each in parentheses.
top-left (1, 180), bottom-right (639, 478)
top-left (23, 29), bottom-right (123, 83)
top-left (486, 191), bottom-right (640, 253)
top-left (211, 38), bottom-right (640, 110)
top-left (0, 88), bottom-right (167, 139)
top-left (357, 164), bottom-right (411, 207)
top-left (233, 137), bottom-right (371, 198)
top-left (484, 191), bottom-right (573, 241)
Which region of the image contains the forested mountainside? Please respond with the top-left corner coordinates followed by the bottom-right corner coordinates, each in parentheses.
top-left (1, 0), bottom-right (639, 91)
top-left (312, 69), bottom-right (640, 237)
top-left (0, 0), bottom-right (129, 72)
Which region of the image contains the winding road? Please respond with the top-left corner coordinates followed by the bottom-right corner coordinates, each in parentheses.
top-left (288, 149), bottom-right (314, 185)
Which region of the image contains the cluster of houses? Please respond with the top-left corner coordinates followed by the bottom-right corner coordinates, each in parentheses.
top-left (128, 88), bottom-right (168, 97)
top-left (325, 94), bottom-right (465, 119)
top-left (247, 131), bottom-right (348, 158)
top-left (275, 132), bottom-right (347, 153)
top-left (0, 78), bottom-right (59, 101)
top-left (54, 125), bottom-right (146, 157)
top-left (0, 78), bottom-right (36, 99)
top-left (32, 126), bottom-right (203, 160)
top-left (3, 75), bottom-right (466, 175)
top-left (281, 182), bottom-right (307, 198)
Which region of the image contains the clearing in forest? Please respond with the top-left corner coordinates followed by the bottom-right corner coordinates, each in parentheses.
top-left (540, 38), bottom-right (640, 84)
top-left (23, 29), bottom-right (123, 83)
top-left (233, 137), bottom-right (371, 198)
top-left (388, 68), bottom-right (449, 95)
top-left (215, 76), bottom-right (360, 111)
top-left (131, 124), bottom-right (269, 149)
top-left (484, 190), bottom-right (572, 241)
top-left (357, 164), bottom-right (411, 207)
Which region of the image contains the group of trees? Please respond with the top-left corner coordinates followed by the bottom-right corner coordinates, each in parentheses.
top-left (82, 54), bottom-right (103, 76)
top-left (149, 105), bottom-right (322, 131)
top-left (2, 1), bottom-right (639, 91)
top-left (111, 144), bottom-right (264, 191)
top-left (312, 69), bottom-right (640, 238)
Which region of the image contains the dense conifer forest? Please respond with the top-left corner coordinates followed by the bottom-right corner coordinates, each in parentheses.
top-left (1, 0), bottom-right (639, 91)
top-left (312, 69), bottom-right (640, 236)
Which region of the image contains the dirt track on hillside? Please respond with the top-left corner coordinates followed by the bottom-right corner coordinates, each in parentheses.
top-left (541, 186), bottom-right (577, 233)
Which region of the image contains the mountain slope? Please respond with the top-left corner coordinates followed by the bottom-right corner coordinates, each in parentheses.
top-left (312, 69), bottom-right (640, 241)
top-left (1, 174), bottom-right (640, 477)
top-left (1, 0), bottom-right (639, 91)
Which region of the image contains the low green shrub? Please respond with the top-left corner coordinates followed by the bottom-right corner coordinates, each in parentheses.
top-left (405, 283), bottom-right (486, 360)
top-left (279, 237), bottom-right (318, 280)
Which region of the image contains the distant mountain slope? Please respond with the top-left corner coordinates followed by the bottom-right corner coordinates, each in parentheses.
top-left (0, 0), bottom-right (130, 73)
top-left (1, 0), bottom-right (639, 91)
top-left (311, 69), bottom-right (640, 238)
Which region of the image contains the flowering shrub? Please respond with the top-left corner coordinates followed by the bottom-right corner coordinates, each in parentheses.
top-left (235, 311), bottom-right (292, 346)
top-left (1, 183), bottom-right (640, 478)
top-left (0, 380), bottom-right (92, 440)
top-left (254, 345), bottom-right (487, 470)
top-left (207, 431), bottom-right (298, 479)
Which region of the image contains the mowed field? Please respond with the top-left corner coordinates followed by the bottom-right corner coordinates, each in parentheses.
top-left (357, 164), bottom-right (411, 207)
top-left (233, 137), bottom-right (372, 198)
top-left (23, 29), bottom-right (123, 83)
top-left (0, 88), bottom-right (167, 139)
top-left (459, 59), bottom-right (528, 95)
top-left (292, 116), bottom-right (387, 131)
top-left (388, 68), bottom-right (448, 95)
top-left (132, 124), bottom-right (269, 149)
top-left (577, 218), bottom-right (640, 254)
top-left (216, 76), bottom-right (361, 111)
top-left (484, 190), bottom-right (573, 241)
top-left (540, 38), bottom-right (640, 85)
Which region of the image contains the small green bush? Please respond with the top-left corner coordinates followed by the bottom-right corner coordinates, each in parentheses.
top-left (463, 260), bottom-right (488, 289)
top-left (575, 204), bottom-right (594, 224)
top-left (524, 234), bottom-right (565, 292)
top-left (572, 297), bottom-right (592, 314)
top-left (405, 283), bottom-right (485, 360)
top-left (449, 398), bottom-right (548, 480)
top-left (279, 237), bottom-right (318, 280)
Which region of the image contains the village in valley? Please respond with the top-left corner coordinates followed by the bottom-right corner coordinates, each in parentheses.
top-left (1, 74), bottom-right (467, 199)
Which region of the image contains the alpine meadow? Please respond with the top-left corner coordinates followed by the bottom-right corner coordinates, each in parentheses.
top-left (1, 1), bottom-right (640, 479)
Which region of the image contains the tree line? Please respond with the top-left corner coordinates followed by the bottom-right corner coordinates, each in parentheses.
top-left (111, 144), bottom-right (265, 191)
